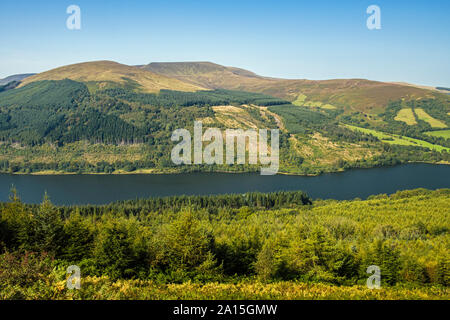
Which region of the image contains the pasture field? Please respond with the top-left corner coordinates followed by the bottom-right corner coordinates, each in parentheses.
top-left (425, 130), bottom-right (450, 139)
top-left (344, 124), bottom-right (450, 152)
top-left (292, 94), bottom-right (307, 106)
top-left (292, 94), bottom-right (336, 109)
top-left (395, 108), bottom-right (417, 125)
top-left (415, 108), bottom-right (447, 128)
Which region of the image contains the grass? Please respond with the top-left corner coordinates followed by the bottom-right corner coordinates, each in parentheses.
top-left (321, 103), bottom-right (337, 110)
top-left (415, 108), bottom-right (447, 128)
top-left (425, 130), bottom-right (450, 139)
top-left (292, 94), bottom-right (307, 106)
top-left (344, 124), bottom-right (450, 152)
top-left (304, 101), bottom-right (323, 108)
top-left (394, 108), bottom-right (417, 125)
top-left (293, 94), bottom-right (336, 109)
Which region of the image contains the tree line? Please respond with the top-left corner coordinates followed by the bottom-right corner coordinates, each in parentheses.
top-left (1, 188), bottom-right (448, 290)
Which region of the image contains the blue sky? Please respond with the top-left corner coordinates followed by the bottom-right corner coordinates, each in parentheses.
top-left (1, 0), bottom-right (449, 87)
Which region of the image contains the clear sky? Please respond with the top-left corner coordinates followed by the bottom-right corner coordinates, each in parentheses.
top-left (1, 0), bottom-right (449, 87)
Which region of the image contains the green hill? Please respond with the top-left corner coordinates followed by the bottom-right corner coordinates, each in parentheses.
top-left (0, 61), bottom-right (449, 175)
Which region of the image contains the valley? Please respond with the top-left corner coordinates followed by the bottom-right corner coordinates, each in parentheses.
top-left (1, 0), bottom-right (448, 304)
top-left (0, 61), bottom-right (449, 176)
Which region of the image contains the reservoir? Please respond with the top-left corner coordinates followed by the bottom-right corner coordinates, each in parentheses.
top-left (0, 163), bottom-right (449, 205)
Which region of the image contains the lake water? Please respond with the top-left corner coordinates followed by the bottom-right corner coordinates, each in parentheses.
top-left (0, 163), bottom-right (449, 205)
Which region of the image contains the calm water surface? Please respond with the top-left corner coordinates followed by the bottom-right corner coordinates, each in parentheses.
top-left (0, 163), bottom-right (449, 205)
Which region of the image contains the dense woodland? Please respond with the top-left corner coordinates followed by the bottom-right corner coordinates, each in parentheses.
top-left (0, 188), bottom-right (448, 299)
top-left (0, 80), bottom-right (285, 146)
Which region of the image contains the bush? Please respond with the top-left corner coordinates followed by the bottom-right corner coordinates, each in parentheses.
top-left (0, 251), bottom-right (58, 300)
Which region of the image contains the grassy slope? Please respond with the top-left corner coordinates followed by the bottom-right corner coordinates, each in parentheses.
top-left (143, 62), bottom-right (441, 113)
top-left (425, 130), bottom-right (450, 139)
top-left (395, 108), bottom-right (417, 125)
top-left (345, 124), bottom-right (450, 152)
top-left (1, 61), bottom-right (448, 175)
top-left (415, 108), bottom-right (447, 128)
top-left (20, 61), bottom-right (205, 93)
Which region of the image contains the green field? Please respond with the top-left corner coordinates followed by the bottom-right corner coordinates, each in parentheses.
top-left (394, 108), bottom-right (417, 125)
top-left (415, 108), bottom-right (447, 128)
top-left (344, 124), bottom-right (450, 152)
top-left (425, 130), bottom-right (450, 139)
top-left (292, 94), bottom-right (307, 106)
top-left (292, 94), bottom-right (336, 109)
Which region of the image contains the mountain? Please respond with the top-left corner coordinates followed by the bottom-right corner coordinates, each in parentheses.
top-left (144, 61), bottom-right (264, 82)
top-left (12, 61), bottom-right (444, 112)
top-left (143, 62), bottom-right (442, 113)
top-left (0, 73), bottom-right (36, 85)
top-left (390, 82), bottom-right (450, 95)
top-left (143, 61), bottom-right (277, 90)
top-left (0, 60), bottom-right (448, 175)
top-left (20, 61), bottom-right (205, 93)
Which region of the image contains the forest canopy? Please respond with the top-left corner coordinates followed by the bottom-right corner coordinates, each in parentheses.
top-left (0, 188), bottom-right (448, 299)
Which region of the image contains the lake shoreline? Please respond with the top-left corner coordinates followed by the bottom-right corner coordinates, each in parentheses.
top-left (3, 160), bottom-right (449, 177)
top-left (1, 163), bottom-right (449, 205)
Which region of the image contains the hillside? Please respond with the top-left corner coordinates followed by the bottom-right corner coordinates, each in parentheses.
top-left (142, 62), bottom-right (443, 113)
top-left (0, 73), bottom-right (36, 85)
top-left (0, 60), bottom-right (449, 175)
top-left (20, 61), bottom-right (205, 93)
top-left (143, 61), bottom-right (276, 90)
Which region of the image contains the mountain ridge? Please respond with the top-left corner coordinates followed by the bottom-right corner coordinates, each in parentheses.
top-left (6, 59), bottom-right (450, 115)
top-left (142, 61), bottom-right (443, 112)
top-left (0, 60), bottom-right (448, 176)
top-left (19, 61), bottom-right (205, 93)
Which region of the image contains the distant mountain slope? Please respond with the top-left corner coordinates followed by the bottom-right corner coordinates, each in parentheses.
top-left (143, 61), bottom-right (276, 89)
top-left (145, 62), bottom-right (262, 79)
top-left (1, 60), bottom-right (448, 175)
top-left (143, 62), bottom-right (442, 113)
top-left (0, 73), bottom-right (36, 85)
top-left (20, 61), bottom-right (205, 93)
top-left (11, 61), bottom-right (443, 113)
top-left (390, 82), bottom-right (450, 95)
